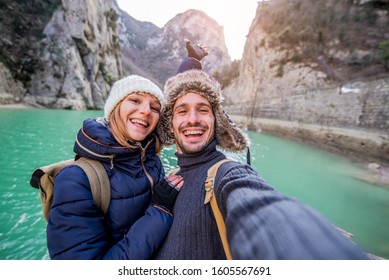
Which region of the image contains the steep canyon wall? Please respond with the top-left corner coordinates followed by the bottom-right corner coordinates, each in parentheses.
top-left (222, 0), bottom-right (389, 165)
top-left (224, 74), bottom-right (389, 164)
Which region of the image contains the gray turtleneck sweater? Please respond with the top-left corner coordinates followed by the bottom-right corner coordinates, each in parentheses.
top-left (154, 140), bottom-right (368, 260)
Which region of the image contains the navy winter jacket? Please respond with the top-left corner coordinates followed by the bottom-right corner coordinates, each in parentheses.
top-left (47, 118), bottom-right (172, 259)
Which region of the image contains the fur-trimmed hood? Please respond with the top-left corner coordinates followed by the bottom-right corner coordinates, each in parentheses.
top-left (157, 69), bottom-right (250, 152)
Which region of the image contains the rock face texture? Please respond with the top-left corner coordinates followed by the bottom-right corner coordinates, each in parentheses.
top-left (0, 0), bottom-right (122, 109)
top-left (0, 63), bottom-right (25, 104)
top-left (27, 0), bottom-right (123, 109)
top-left (222, 0), bottom-right (389, 164)
top-left (0, 2), bottom-right (230, 108)
top-left (118, 9), bottom-right (231, 88)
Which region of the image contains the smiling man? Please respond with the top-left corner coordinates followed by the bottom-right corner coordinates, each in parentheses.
top-left (154, 62), bottom-right (369, 260)
top-left (172, 92), bottom-right (215, 154)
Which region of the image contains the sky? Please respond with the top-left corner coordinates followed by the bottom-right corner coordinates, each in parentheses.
top-left (116, 0), bottom-right (260, 60)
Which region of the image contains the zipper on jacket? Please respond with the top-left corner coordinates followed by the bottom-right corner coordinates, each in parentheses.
top-left (76, 138), bottom-right (115, 169)
top-left (77, 136), bottom-right (154, 191)
top-left (138, 138), bottom-right (155, 194)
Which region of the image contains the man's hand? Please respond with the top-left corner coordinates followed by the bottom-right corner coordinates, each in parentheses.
top-left (185, 38), bottom-right (208, 61)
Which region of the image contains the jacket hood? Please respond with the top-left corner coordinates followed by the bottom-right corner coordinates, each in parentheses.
top-left (74, 118), bottom-right (157, 165)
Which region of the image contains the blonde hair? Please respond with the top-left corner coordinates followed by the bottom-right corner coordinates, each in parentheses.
top-left (108, 99), bottom-right (162, 153)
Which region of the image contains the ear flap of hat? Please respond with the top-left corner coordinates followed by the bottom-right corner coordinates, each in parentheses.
top-left (157, 109), bottom-right (176, 146)
top-left (214, 106), bottom-right (250, 152)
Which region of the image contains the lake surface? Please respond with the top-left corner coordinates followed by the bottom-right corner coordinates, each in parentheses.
top-left (0, 108), bottom-right (388, 259)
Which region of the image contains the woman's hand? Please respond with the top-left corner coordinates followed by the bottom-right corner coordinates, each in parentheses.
top-left (166, 174), bottom-right (184, 190)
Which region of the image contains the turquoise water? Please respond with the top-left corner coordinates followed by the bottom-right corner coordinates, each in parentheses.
top-left (0, 109), bottom-right (388, 259)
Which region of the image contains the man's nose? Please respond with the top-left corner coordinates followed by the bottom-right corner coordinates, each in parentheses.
top-left (187, 109), bottom-right (200, 123)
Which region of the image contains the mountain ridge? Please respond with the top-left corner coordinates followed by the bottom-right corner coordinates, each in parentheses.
top-left (0, 0), bottom-right (231, 108)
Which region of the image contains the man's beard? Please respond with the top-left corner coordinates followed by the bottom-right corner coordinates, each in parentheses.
top-left (176, 138), bottom-right (211, 154)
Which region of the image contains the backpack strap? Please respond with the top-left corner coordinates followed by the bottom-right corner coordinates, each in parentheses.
top-left (204, 159), bottom-right (233, 260)
top-left (30, 159), bottom-right (75, 189)
top-left (74, 157), bottom-right (111, 215)
top-left (30, 159), bottom-right (77, 221)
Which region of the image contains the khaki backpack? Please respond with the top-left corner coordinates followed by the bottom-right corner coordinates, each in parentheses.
top-left (30, 157), bottom-right (111, 221)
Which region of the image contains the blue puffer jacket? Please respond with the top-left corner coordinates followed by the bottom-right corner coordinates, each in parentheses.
top-left (46, 118), bottom-right (172, 259)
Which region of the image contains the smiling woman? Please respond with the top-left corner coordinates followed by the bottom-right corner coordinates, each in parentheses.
top-left (43, 74), bottom-right (184, 260)
top-left (118, 92), bottom-right (161, 142)
top-left (116, 0), bottom-right (260, 60)
top-left (105, 75), bottom-right (164, 148)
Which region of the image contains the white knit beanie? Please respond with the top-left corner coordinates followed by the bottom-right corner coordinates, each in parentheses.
top-left (104, 75), bottom-right (164, 119)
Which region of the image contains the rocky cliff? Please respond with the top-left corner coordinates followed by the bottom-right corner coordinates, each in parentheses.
top-left (119, 9), bottom-right (230, 88)
top-left (0, 1), bottom-right (230, 108)
top-left (0, 0), bottom-right (122, 109)
top-left (222, 0), bottom-right (389, 165)
top-left (224, 0), bottom-right (389, 104)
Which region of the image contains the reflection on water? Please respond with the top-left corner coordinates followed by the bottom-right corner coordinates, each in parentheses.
top-left (0, 109), bottom-right (388, 259)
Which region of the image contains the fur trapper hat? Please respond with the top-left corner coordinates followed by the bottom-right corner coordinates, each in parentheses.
top-left (104, 75), bottom-right (164, 119)
top-left (158, 69), bottom-right (250, 152)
